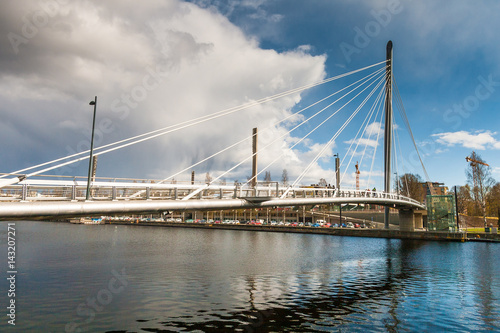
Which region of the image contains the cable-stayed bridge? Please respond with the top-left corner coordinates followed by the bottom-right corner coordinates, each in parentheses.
top-left (0, 42), bottom-right (429, 230)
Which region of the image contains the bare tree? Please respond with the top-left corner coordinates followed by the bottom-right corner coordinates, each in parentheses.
top-left (264, 171), bottom-right (272, 184)
top-left (205, 172), bottom-right (212, 184)
top-left (456, 184), bottom-right (474, 215)
top-left (282, 169), bottom-right (289, 186)
top-left (465, 151), bottom-right (495, 226)
top-left (486, 182), bottom-right (500, 217)
top-left (397, 173), bottom-right (426, 202)
top-left (318, 178), bottom-right (327, 187)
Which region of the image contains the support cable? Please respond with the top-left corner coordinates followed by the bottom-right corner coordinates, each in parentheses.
top-left (241, 70), bottom-right (386, 188)
top-left (1, 61), bottom-right (387, 181)
top-left (338, 84), bottom-right (385, 186)
top-left (156, 67), bottom-right (386, 185)
top-left (367, 94), bottom-right (386, 189)
top-left (282, 74), bottom-right (386, 197)
top-left (393, 76), bottom-right (430, 181)
top-left (185, 69), bottom-right (387, 199)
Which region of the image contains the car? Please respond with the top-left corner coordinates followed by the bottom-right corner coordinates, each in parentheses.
top-left (340, 223), bottom-right (347, 228)
top-left (322, 223), bottom-right (331, 228)
top-left (331, 223), bottom-right (339, 228)
top-left (354, 223), bottom-right (360, 228)
top-left (312, 223), bottom-right (320, 227)
top-left (346, 222), bottom-right (354, 228)
top-left (290, 222), bottom-right (298, 227)
top-left (270, 221), bottom-right (277, 226)
top-left (298, 222), bottom-right (304, 227)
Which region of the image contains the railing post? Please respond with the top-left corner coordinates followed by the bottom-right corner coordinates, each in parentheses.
top-left (21, 184), bottom-right (28, 201)
top-left (219, 188), bottom-right (223, 199)
top-left (112, 186), bottom-right (117, 201)
top-left (174, 188), bottom-right (178, 200)
top-left (146, 187), bottom-right (151, 200)
top-left (71, 185), bottom-right (77, 201)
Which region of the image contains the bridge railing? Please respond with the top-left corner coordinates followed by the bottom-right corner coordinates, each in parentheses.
top-left (0, 181), bottom-right (424, 209)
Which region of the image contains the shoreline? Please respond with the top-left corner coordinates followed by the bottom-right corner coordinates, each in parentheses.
top-left (101, 220), bottom-right (495, 242)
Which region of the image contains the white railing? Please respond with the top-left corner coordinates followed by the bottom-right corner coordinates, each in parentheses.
top-left (0, 180), bottom-right (424, 209)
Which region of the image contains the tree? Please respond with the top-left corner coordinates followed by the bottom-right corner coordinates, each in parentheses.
top-left (465, 151), bottom-right (495, 226)
top-left (456, 184), bottom-right (474, 215)
top-left (264, 171), bottom-right (272, 184)
top-left (318, 178), bottom-right (327, 187)
top-left (486, 182), bottom-right (500, 217)
top-left (396, 173), bottom-right (426, 202)
top-left (282, 169), bottom-right (289, 186)
top-left (205, 172), bottom-right (212, 184)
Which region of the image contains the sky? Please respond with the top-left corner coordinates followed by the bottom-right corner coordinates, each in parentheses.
top-left (1, 0), bottom-right (499, 191)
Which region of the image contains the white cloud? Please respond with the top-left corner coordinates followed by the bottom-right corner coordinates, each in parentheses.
top-left (432, 130), bottom-right (500, 150)
top-left (344, 121), bottom-right (383, 148)
top-left (0, 0), bottom-right (328, 185)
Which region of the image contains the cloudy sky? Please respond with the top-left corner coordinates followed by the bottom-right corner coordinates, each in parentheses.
top-left (1, 0), bottom-right (499, 190)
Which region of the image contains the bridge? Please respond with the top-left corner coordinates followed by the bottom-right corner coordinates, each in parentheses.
top-left (0, 42), bottom-right (429, 231)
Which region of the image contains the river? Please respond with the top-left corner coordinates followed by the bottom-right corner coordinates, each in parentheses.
top-left (1, 221), bottom-right (499, 332)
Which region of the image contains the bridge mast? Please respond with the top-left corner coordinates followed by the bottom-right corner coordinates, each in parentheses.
top-left (384, 41), bottom-right (393, 229)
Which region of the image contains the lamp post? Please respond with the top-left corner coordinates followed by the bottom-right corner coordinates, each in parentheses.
top-left (86, 96), bottom-right (97, 200)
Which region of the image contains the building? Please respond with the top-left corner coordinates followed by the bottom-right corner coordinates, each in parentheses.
top-left (421, 182), bottom-right (448, 196)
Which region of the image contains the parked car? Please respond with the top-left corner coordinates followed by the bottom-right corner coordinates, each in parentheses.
top-left (312, 223), bottom-right (320, 227)
top-left (346, 222), bottom-right (354, 228)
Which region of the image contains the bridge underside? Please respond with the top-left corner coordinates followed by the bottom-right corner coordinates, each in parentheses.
top-left (0, 197), bottom-right (425, 220)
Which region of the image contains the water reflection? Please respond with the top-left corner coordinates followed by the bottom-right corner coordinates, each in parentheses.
top-left (0, 222), bottom-right (499, 332)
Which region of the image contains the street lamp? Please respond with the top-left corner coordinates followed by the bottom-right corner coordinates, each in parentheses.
top-left (86, 96), bottom-right (97, 200)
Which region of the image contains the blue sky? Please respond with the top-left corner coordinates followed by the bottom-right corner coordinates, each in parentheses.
top-left (1, 0), bottom-right (499, 190)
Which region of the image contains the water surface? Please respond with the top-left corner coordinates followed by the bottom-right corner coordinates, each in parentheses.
top-left (0, 221), bottom-right (499, 332)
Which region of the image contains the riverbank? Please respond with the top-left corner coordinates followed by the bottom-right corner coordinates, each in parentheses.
top-left (100, 220), bottom-right (500, 242)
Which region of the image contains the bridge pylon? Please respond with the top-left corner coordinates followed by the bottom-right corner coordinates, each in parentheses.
top-left (384, 41), bottom-right (393, 229)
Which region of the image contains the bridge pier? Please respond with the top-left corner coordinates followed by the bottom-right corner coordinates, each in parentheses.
top-left (399, 209), bottom-right (425, 231)
top-left (399, 208), bottom-right (415, 231)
